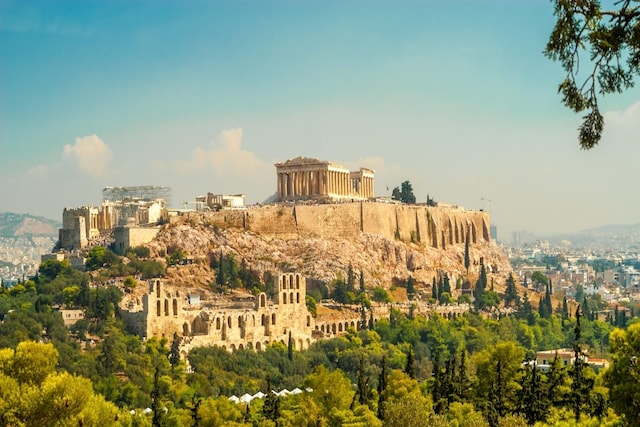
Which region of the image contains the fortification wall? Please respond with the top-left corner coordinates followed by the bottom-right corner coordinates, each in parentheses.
top-left (179, 202), bottom-right (490, 248)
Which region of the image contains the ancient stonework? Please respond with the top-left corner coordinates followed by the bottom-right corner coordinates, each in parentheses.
top-left (120, 273), bottom-right (377, 356)
top-left (275, 157), bottom-right (374, 201)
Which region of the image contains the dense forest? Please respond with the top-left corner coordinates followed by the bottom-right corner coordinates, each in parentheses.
top-left (1, 248), bottom-right (639, 427)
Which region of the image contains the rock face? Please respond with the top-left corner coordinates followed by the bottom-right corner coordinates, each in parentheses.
top-left (148, 203), bottom-right (512, 295)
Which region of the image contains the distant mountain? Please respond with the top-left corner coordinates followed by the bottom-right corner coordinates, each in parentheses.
top-left (544, 222), bottom-right (640, 251)
top-left (0, 212), bottom-right (61, 238)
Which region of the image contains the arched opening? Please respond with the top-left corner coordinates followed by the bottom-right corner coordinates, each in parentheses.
top-left (282, 293), bottom-right (287, 304)
top-left (164, 299), bottom-right (169, 316)
top-left (172, 299), bottom-right (178, 316)
top-left (321, 324), bottom-right (325, 332)
top-left (230, 344), bottom-right (236, 352)
top-left (350, 321), bottom-right (355, 328)
top-left (156, 300), bottom-right (161, 317)
top-left (271, 314), bottom-right (276, 325)
top-left (239, 344), bottom-right (244, 350)
top-left (296, 275), bottom-right (300, 289)
top-left (338, 323), bottom-right (343, 332)
top-left (216, 318), bottom-right (221, 330)
top-left (260, 294), bottom-right (266, 307)
top-left (332, 324), bottom-right (337, 334)
top-left (289, 275), bottom-right (294, 288)
top-left (183, 322), bottom-right (190, 336)
top-left (256, 342), bottom-right (262, 351)
top-left (296, 292), bottom-right (300, 303)
top-left (307, 316), bottom-right (311, 327)
top-left (290, 292), bottom-right (294, 304)
top-left (298, 339), bottom-right (303, 350)
top-left (227, 316), bottom-right (232, 328)
top-left (261, 314), bottom-right (266, 326)
top-left (247, 342), bottom-right (253, 350)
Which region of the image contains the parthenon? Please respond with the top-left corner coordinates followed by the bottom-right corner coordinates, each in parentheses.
top-left (275, 157), bottom-right (374, 201)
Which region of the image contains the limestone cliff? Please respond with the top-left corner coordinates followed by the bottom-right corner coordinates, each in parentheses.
top-left (147, 203), bottom-right (513, 297)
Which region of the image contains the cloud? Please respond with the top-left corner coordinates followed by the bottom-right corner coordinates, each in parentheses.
top-left (604, 101), bottom-right (640, 129)
top-left (27, 164), bottom-right (48, 176)
top-left (174, 128), bottom-right (266, 176)
top-left (62, 134), bottom-right (113, 178)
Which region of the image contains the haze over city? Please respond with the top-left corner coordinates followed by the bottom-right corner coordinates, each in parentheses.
top-left (1, 0), bottom-right (639, 238)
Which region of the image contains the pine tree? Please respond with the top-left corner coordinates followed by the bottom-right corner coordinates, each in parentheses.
top-left (517, 361), bottom-right (548, 424)
top-left (216, 252), bottom-right (225, 286)
top-left (287, 331), bottom-right (293, 361)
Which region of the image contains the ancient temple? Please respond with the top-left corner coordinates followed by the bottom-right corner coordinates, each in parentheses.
top-left (274, 157), bottom-right (374, 201)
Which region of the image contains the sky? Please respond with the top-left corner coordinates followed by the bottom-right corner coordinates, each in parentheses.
top-left (1, 0), bottom-right (639, 240)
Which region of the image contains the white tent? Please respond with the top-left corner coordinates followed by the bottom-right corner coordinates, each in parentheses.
top-left (239, 393), bottom-right (254, 403)
top-left (229, 395), bottom-right (240, 403)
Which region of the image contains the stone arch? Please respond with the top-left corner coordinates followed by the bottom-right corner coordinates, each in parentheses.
top-left (230, 344), bottom-right (236, 352)
top-left (296, 292), bottom-right (300, 303)
top-left (221, 345), bottom-right (227, 351)
top-left (156, 300), bottom-right (161, 317)
top-left (239, 344), bottom-right (244, 351)
top-left (183, 322), bottom-right (190, 336)
top-left (289, 275), bottom-right (294, 288)
top-left (289, 292), bottom-right (294, 304)
top-left (247, 342), bottom-right (253, 350)
top-left (338, 323), bottom-right (343, 332)
top-left (261, 314), bottom-right (266, 326)
top-left (156, 279), bottom-right (161, 296)
top-left (260, 294), bottom-right (266, 307)
top-left (350, 321), bottom-right (355, 329)
top-left (173, 299), bottom-right (178, 316)
top-left (256, 342), bottom-right (262, 351)
top-left (296, 275), bottom-right (300, 289)
top-left (282, 292), bottom-right (287, 304)
top-left (344, 321), bottom-right (349, 330)
top-left (321, 324), bottom-right (325, 332)
top-left (192, 316), bottom-right (207, 335)
top-left (227, 316), bottom-right (232, 328)
top-left (216, 317), bottom-right (221, 330)
top-left (164, 299), bottom-right (169, 316)
top-left (271, 313), bottom-right (276, 325)
top-left (332, 324), bottom-right (337, 334)
top-left (238, 316), bottom-right (244, 338)
top-left (298, 339), bottom-right (303, 350)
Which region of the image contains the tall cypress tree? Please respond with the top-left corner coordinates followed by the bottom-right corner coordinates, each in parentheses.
top-left (377, 356), bottom-right (389, 420)
top-left (562, 296), bottom-right (569, 321)
top-left (464, 229), bottom-right (470, 274)
top-left (473, 264), bottom-right (487, 310)
top-left (405, 347), bottom-right (415, 379)
top-left (359, 269), bottom-right (365, 293)
top-left (432, 276), bottom-right (439, 301)
top-left (570, 305), bottom-right (594, 420)
top-left (504, 274), bottom-right (519, 307)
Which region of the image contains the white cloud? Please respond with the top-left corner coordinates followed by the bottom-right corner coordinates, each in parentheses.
top-left (604, 101), bottom-right (640, 130)
top-left (174, 128), bottom-right (266, 176)
top-left (62, 134), bottom-right (113, 178)
top-left (27, 164), bottom-right (48, 176)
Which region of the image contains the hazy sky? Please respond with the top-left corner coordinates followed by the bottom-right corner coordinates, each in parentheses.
top-left (1, 0), bottom-right (639, 239)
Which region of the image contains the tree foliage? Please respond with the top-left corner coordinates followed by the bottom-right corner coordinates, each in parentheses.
top-left (545, 0), bottom-right (640, 149)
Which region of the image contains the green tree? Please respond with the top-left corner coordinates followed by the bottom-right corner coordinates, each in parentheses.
top-left (474, 264), bottom-right (487, 310)
top-left (406, 275), bottom-right (416, 300)
top-left (545, 0), bottom-right (640, 149)
top-left (464, 230), bottom-right (470, 274)
top-left (372, 287), bottom-right (392, 303)
top-left (605, 322), bottom-right (640, 427)
top-left (169, 331), bottom-right (181, 368)
top-left (504, 274), bottom-right (518, 308)
top-left (391, 181), bottom-right (416, 204)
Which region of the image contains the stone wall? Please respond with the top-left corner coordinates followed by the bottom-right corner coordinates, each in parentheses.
top-left (113, 226), bottom-right (161, 255)
top-left (194, 201), bottom-right (490, 247)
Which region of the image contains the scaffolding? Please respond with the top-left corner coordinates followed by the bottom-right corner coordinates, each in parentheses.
top-left (102, 186), bottom-right (173, 208)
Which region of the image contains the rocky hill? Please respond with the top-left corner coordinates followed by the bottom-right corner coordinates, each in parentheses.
top-left (147, 213), bottom-right (514, 297)
top-left (0, 212), bottom-right (60, 237)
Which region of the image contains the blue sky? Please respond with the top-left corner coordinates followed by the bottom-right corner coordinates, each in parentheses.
top-left (1, 0), bottom-right (639, 239)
